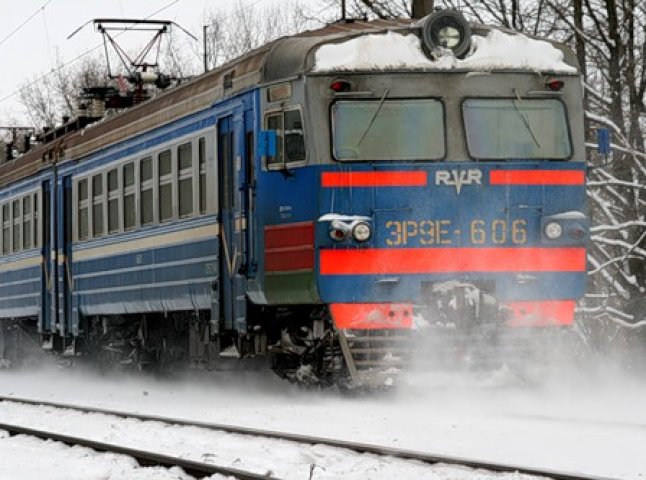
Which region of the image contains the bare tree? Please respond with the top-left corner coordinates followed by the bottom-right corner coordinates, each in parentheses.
top-left (17, 52), bottom-right (107, 129)
top-left (18, 73), bottom-right (58, 128)
top-left (202, 0), bottom-right (316, 70)
top-left (161, 28), bottom-right (201, 79)
top-left (323, 0), bottom-right (411, 19)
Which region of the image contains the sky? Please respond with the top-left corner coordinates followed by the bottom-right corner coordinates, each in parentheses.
top-left (0, 0), bottom-right (330, 125)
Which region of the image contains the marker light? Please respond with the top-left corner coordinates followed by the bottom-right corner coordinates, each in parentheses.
top-left (545, 221), bottom-right (563, 239)
top-left (352, 222), bottom-right (372, 242)
top-left (545, 77), bottom-right (564, 91)
top-left (330, 78), bottom-right (351, 93)
top-left (330, 227), bottom-right (347, 241)
top-left (568, 225), bottom-right (585, 240)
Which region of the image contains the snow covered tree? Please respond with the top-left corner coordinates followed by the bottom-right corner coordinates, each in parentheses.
top-left (440, 0), bottom-right (646, 350)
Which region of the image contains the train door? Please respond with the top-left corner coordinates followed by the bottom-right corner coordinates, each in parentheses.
top-left (39, 180), bottom-right (54, 341)
top-left (217, 113), bottom-right (247, 336)
top-left (244, 111), bottom-right (257, 276)
top-left (56, 175), bottom-right (75, 351)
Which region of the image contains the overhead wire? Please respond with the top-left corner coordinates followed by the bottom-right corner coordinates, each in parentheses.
top-left (0, 0), bottom-right (53, 49)
top-left (42, 3), bottom-right (54, 68)
top-left (1, 0), bottom-right (319, 108)
top-left (0, 0), bottom-right (181, 106)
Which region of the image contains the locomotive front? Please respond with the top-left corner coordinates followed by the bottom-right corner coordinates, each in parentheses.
top-left (288, 12), bottom-right (588, 384)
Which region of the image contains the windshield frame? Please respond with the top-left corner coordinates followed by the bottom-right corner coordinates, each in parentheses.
top-left (330, 97), bottom-right (447, 162)
top-left (460, 96), bottom-right (573, 161)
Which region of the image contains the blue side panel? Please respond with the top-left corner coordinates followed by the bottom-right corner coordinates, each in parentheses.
top-left (54, 100), bottom-right (233, 324)
top-left (0, 169), bottom-right (52, 323)
top-left (72, 218), bottom-right (218, 316)
top-left (0, 257), bottom-right (41, 318)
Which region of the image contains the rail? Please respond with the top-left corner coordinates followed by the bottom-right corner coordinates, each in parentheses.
top-left (0, 421), bottom-right (274, 479)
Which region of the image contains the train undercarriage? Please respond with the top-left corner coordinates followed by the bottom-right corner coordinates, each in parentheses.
top-left (0, 283), bottom-right (585, 388)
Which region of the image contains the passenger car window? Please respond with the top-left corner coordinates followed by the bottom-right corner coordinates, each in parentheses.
top-left (158, 150), bottom-right (173, 222)
top-left (198, 137), bottom-right (206, 214)
top-left (178, 142), bottom-right (193, 218)
top-left (78, 178), bottom-right (89, 241)
top-left (141, 156), bottom-right (154, 226)
top-left (1, 204), bottom-right (9, 254)
top-left (92, 174), bottom-right (104, 237)
top-left (22, 196), bottom-right (31, 249)
top-left (12, 199), bottom-right (21, 251)
top-left (123, 163), bottom-right (136, 230)
top-left (107, 168), bottom-right (119, 233)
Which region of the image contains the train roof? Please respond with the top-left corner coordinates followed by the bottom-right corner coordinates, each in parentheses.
top-left (0, 16), bottom-right (579, 189)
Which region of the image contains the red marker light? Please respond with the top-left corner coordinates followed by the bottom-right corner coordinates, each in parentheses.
top-left (330, 79), bottom-right (351, 93)
top-left (329, 228), bottom-right (347, 241)
top-left (545, 77), bottom-right (564, 91)
top-left (568, 226), bottom-right (585, 239)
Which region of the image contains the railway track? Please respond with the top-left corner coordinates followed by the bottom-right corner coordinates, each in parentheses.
top-left (0, 395), bottom-right (617, 480)
top-left (0, 421), bottom-right (271, 479)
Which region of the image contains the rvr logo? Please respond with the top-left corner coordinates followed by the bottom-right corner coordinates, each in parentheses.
top-left (435, 169), bottom-right (482, 194)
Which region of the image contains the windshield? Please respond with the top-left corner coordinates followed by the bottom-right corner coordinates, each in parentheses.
top-left (332, 99), bottom-right (445, 161)
top-left (462, 98), bottom-right (571, 159)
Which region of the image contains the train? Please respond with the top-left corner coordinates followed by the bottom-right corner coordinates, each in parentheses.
top-left (0, 11), bottom-right (588, 386)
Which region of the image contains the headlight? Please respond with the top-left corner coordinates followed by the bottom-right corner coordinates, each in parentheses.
top-left (352, 222), bottom-right (372, 242)
top-left (544, 221), bottom-right (563, 239)
top-left (421, 10), bottom-right (472, 59)
top-left (437, 25), bottom-right (461, 48)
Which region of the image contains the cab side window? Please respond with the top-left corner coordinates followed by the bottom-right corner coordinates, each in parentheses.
top-left (265, 108), bottom-right (305, 168)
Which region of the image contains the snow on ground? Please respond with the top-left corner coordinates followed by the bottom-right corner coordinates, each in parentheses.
top-left (1, 400), bottom-right (542, 480)
top-left (0, 430), bottom-right (212, 480)
top-left (0, 362), bottom-right (645, 479)
top-left (313, 29), bottom-right (576, 73)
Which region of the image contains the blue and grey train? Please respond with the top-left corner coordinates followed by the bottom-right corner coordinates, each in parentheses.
top-left (0, 11), bottom-right (588, 385)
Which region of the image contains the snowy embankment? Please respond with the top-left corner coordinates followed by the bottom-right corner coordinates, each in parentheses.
top-left (0, 366), bottom-right (645, 479)
top-left (0, 396), bottom-right (545, 480)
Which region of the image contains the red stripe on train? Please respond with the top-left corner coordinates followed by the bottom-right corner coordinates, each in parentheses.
top-left (319, 247), bottom-right (586, 275)
top-left (265, 222), bottom-right (314, 272)
top-left (321, 171), bottom-right (428, 188)
top-left (489, 170), bottom-right (585, 185)
top-left (504, 300), bottom-right (576, 327)
top-left (265, 221), bottom-right (314, 249)
top-left (330, 303), bottom-right (414, 330)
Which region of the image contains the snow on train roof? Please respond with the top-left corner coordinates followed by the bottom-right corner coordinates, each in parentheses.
top-left (313, 29), bottom-right (577, 74)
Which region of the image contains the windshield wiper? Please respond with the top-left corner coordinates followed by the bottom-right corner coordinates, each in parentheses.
top-left (357, 88), bottom-right (389, 147)
top-left (512, 88), bottom-right (541, 149)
